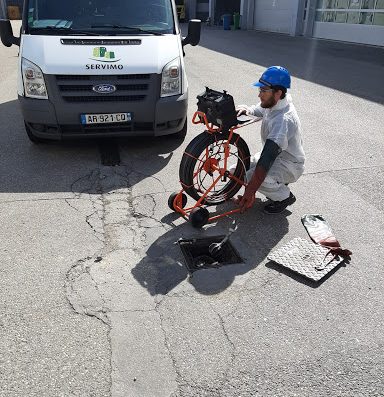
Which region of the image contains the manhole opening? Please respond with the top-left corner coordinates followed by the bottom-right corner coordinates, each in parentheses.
top-left (98, 140), bottom-right (121, 166)
top-left (178, 236), bottom-right (243, 273)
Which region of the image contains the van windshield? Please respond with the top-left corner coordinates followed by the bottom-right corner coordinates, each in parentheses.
top-left (26, 0), bottom-right (175, 35)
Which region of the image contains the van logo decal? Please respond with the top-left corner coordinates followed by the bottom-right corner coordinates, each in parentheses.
top-left (90, 47), bottom-right (121, 63)
top-left (92, 84), bottom-right (117, 94)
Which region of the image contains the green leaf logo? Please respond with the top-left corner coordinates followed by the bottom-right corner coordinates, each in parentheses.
top-left (91, 47), bottom-right (121, 63)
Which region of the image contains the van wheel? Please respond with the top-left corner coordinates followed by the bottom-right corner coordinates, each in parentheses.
top-left (24, 123), bottom-right (47, 144)
top-left (170, 118), bottom-right (187, 140)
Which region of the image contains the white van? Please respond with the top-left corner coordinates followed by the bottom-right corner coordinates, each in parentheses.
top-left (0, 0), bottom-right (200, 142)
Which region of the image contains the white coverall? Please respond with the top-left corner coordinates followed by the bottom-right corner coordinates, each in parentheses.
top-left (239, 94), bottom-right (305, 202)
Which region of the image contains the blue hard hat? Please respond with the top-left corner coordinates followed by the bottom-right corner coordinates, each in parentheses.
top-left (253, 66), bottom-right (291, 89)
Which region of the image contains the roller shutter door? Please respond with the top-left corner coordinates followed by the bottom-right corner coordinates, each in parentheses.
top-left (253, 0), bottom-right (296, 34)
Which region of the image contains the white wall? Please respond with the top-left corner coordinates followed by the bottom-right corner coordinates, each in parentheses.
top-left (313, 22), bottom-right (384, 47)
top-left (253, 0), bottom-right (300, 35)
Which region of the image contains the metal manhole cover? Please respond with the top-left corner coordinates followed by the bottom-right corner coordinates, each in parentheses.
top-left (178, 236), bottom-right (243, 273)
top-left (268, 237), bottom-right (345, 282)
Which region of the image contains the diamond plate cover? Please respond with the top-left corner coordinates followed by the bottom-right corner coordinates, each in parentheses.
top-left (267, 237), bottom-right (344, 282)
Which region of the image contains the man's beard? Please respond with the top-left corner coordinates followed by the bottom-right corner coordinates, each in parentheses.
top-left (260, 96), bottom-right (278, 108)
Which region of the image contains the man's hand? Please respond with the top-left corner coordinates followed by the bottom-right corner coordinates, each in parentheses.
top-left (234, 151), bottom-right (275, 213)
top-left (236, 187), bottom-right (256, 213)
top-left (236, 106), bottom-right (249, 117)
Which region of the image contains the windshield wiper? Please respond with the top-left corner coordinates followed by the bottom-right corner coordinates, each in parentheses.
top-left (90, 24), bottom-right (164, 35)
top-left (30, 26), bottom-right (102, 36)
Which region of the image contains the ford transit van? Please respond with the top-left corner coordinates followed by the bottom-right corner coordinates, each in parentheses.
top-left (0, 0), bottom-right (201, 142)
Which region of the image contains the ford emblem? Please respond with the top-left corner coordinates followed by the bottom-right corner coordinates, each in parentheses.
top-left (92, 84), bottom-right (117, 94)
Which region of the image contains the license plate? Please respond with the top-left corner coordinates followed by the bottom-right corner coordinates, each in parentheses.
top-left (80, 112), bottom-right (132, 125)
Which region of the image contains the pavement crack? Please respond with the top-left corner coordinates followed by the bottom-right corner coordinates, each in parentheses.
top-left (64, 197), bottom-right (81, 212)
top-left (130, 171), bottom-right (168, 195)
top-left (209, 303), bottom-right (236, 393)
top-left (65, 165), bottom-right (181, 396)
top-left (304, 165), bottom-right (383, 176)
top-left (155, 299), bottom-right (188, 391)
top-left (65, 256), bottom-right (110, 326)
top-left (85, 210), bottom-right (105, 243)
top-left (0, 197), bottom-right (74, 206)
top-left (110, 309), bottom-right (155, 313)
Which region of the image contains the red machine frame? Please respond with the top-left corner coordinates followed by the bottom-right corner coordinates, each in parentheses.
top-left (170, 110), bottom-right (259, 226)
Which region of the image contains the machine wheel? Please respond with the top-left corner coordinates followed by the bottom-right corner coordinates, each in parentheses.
top-left (168, 192), bottom-right (187, 211)
top-left (189, 207), bottom-right (210, 228)
top-left (179, 131), bottom-right (251, 205)
top-left (25, 122), bottom-right (47, 144)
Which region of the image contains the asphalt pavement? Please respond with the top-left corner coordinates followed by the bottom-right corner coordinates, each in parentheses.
top-left (0, 22), bottom-right (383, 397)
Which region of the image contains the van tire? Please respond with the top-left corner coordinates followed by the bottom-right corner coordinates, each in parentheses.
top-left (24, 123), bottom-right (47, 144)
top-left (170, 118), bottom-right (187, 140)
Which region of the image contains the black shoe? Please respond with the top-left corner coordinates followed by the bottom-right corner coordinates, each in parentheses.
top-left (263, 193), bottom-right (296, 215)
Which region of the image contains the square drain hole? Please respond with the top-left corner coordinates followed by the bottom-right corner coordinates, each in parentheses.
top-left (178, 236), bottom-right (243, 273)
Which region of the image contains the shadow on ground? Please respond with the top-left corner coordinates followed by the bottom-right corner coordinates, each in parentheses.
top-left (192, 25), bottom-right (384, 104)
top-left (0, 99), bottom-right (185, 194)
top-left (132, 200), bottom-right (290, 295)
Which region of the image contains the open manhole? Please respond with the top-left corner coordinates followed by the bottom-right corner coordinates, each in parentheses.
top-left (98, 140), bottom-right (121, 166)
top-left (178, 236), bottom-right (243, 273)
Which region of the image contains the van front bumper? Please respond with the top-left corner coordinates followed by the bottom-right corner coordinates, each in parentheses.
top-left (19, 92), bottom-right (188, 140)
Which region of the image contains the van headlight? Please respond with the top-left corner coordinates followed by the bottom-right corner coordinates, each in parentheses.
top-left (22, 58), bottom-right (48, 99)
top-left (161, 57), bottom-right (181, 97)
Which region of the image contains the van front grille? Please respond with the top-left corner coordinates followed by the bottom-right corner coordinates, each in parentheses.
top-left (56, 74), bottom-right (151, 81)
top-left (62, 95), bottom-right (146, 103)
top-left (55, 74), bottom-right (153, 103)
top-left (59, 84), bottom-right (148, 92)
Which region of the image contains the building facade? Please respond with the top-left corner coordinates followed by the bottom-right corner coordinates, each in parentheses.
top-left (188, 0), bottom-right (384, 47)
top-left (309, 0), bottom-right (384, 46)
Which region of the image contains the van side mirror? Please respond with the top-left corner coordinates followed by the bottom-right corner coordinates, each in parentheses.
top-left (0, 19), bottom-right (20, 47)
top-left (182, 19), bottom-right (201, 47)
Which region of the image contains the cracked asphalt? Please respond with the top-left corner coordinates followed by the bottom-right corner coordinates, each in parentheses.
top-left (1, 22), bottom-right (384, 397)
